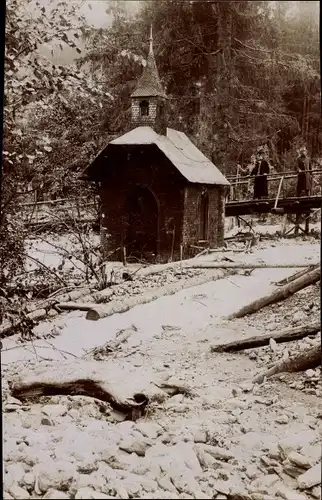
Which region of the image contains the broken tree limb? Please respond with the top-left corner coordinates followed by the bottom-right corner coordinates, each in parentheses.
top-left (211, 322), bottom-right (321, 353)
top-left (273, 264), bottom-right (319, 287)
top-left (252, 345), bottom-right (321, 384)
top-left (228, 266), bottom-right (320, 319)
top-left (26, 286), bottom-right (93, 315)
top-left (0, 308), bottom-right (59, 338)
top-left (183, 262), bottom-right (319, 270)
top-left (83, 325), bottom-right (137, 359)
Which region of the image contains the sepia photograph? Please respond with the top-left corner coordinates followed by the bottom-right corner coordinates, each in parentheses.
top-left (1, 0), bottom-right (321, 499)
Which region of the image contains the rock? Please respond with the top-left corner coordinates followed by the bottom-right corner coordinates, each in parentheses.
top-left (197, 444), bottom-right (233, 462)
top-left (69, 471), bottom-right (107, 496)
top-left (287, 451), bottom-right (313, 470)
top-left (225, 398), bottom-right (250, 410)
top-left (43, 490), bottom-right (70, 499)
top-left (193, 429), bottom-right (208, 443)
top-left (115, 485), bottom-right (129, 499)
top-left (297, 463), bottom-right (321, 490)
top-left (239, 381), bottom-right (254, 393)
top-left (6, 463), bottom-right (25, 486)
top-left (119, 434), bottom-right (152, 457)
top-left (170, 471), bottom-right (207, 499)
top-left (276, 415), bottom-right (289, 425)
top-left (245, 465), bottom-right (259, 480)
top-left (282, 458), bottom-right (306, 479)
top-left (76, 458), bottom-right (98, 475)
top-left (3, 472), bottom-right (15, 492)
top-left (305, 369), bottom-right (316, 378)
top-left (299, 444), bottom-right (321, 465)
top-left (194, 445), bottom-right (217, 469)
top-left (275, 483), bottom-right (307, 500)
top-left (309, 485), bottom-right (321, 499)
top-left (34, 460), bottom-right (77, 493)
top-left (42, 404), bottom-right (67, 418)
top-left (148, 491), bottom-right (179, 499)
top-left (22, 472), bottom-right (35, 490)
top-left (69, 409), bottom-right (80, 420)
top-left (3, 493), bottom-right (14, 500)
top-left (135, 422), bottom-right (162, 440)
top-left (75, 488), bottom-right (114, 499)
top-left (278, 442), bottom-right (299, 460)
top-left (248, 474), bottom-right (280, 494)
top-left (293, 311), bottom-right (306, 323)
top-left (8, 485), bottom-right (30, 499)
top-left (212, 479), bottom-right (231, 496)
top-left (250, 495), bottom-right (275, 500)
top-left (41, 416), bottom-right (53, 426)
top-left (157, 474), bottom-right (180, 494)
top-left (6, 396), bottom-right (23, 406)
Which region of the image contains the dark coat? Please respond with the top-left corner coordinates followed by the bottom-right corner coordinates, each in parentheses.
top-left (251, 159), bottom-right (269, 199)
top-left (297, 156), bottom-right (311, 196)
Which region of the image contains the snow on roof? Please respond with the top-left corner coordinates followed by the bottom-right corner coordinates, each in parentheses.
top-left (110, 126), bottom-right (230, 186)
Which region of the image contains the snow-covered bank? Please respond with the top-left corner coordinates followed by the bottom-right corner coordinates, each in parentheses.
top-left (2, 241), bottom-right (319, 365)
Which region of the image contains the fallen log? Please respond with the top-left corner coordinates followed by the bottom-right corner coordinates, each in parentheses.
top-left (86, 268), bottom-right (232, 321)
top-left (211, 322), bottom-right (320, 353)
top-left (10, 366), bottom-right (147, 420)
top-left (184, 263), bottom-right (319, 270)
top-left (54, 302), bottom-right (100, 312)
top-left (9, 359), bottom-right (188, 420)
top-left (228, 266), bottom-right (320, 319)
top-left (273, 264), bottom-right (319, 287)
top-left (136, 252), bottom-right (221, 279)
top-left (252, 345), bottom-right (321, 384)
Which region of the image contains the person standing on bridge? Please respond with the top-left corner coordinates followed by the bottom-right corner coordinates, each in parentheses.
top-left (250, 147), bottom-right (270, 199)
top-left (296, 147), bottom-right (311, 197)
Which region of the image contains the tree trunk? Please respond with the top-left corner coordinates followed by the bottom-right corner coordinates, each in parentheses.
top-left (211, 322), bottom-right (320, 352)
top-left (184, 263), bottom-right (317, 270)
top-left (86, 268), bottom-right (230, 321)
top-left (228, 266), bottom-right (320, 319)
top-left (252, 345), bottom-right (321, 384)
top-left (11, 374), bottom-right (148, 420)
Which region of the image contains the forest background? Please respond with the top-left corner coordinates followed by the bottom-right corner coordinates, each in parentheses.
top-left (1, 0), bottom-right (320, 282)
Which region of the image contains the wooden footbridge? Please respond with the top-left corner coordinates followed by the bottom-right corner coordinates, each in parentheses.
top-left (225, 168), bottom-right (322, 234)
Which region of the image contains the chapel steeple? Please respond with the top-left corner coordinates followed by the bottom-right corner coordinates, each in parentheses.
top-left (130, 25), bottom-right (167, 134)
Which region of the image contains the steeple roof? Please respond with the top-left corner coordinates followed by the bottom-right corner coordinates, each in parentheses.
top-left (131, 25), bottom-right (166, 99)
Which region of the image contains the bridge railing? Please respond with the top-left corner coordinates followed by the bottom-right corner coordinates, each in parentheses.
top-left (226, 168), bottom-right (322, 202)
top-left (17, 196), bottom-right (100, 226)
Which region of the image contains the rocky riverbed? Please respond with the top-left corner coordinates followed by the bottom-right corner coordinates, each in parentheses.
top-left (2, 238), bottom-right (321, 500)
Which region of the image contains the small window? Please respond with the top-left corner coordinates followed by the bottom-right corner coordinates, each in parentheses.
top-left (140, 100), bottom-right (149, 116)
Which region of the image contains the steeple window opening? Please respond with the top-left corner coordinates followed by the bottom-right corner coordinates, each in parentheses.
top-left (140, 100), bottom-right (149, 117)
